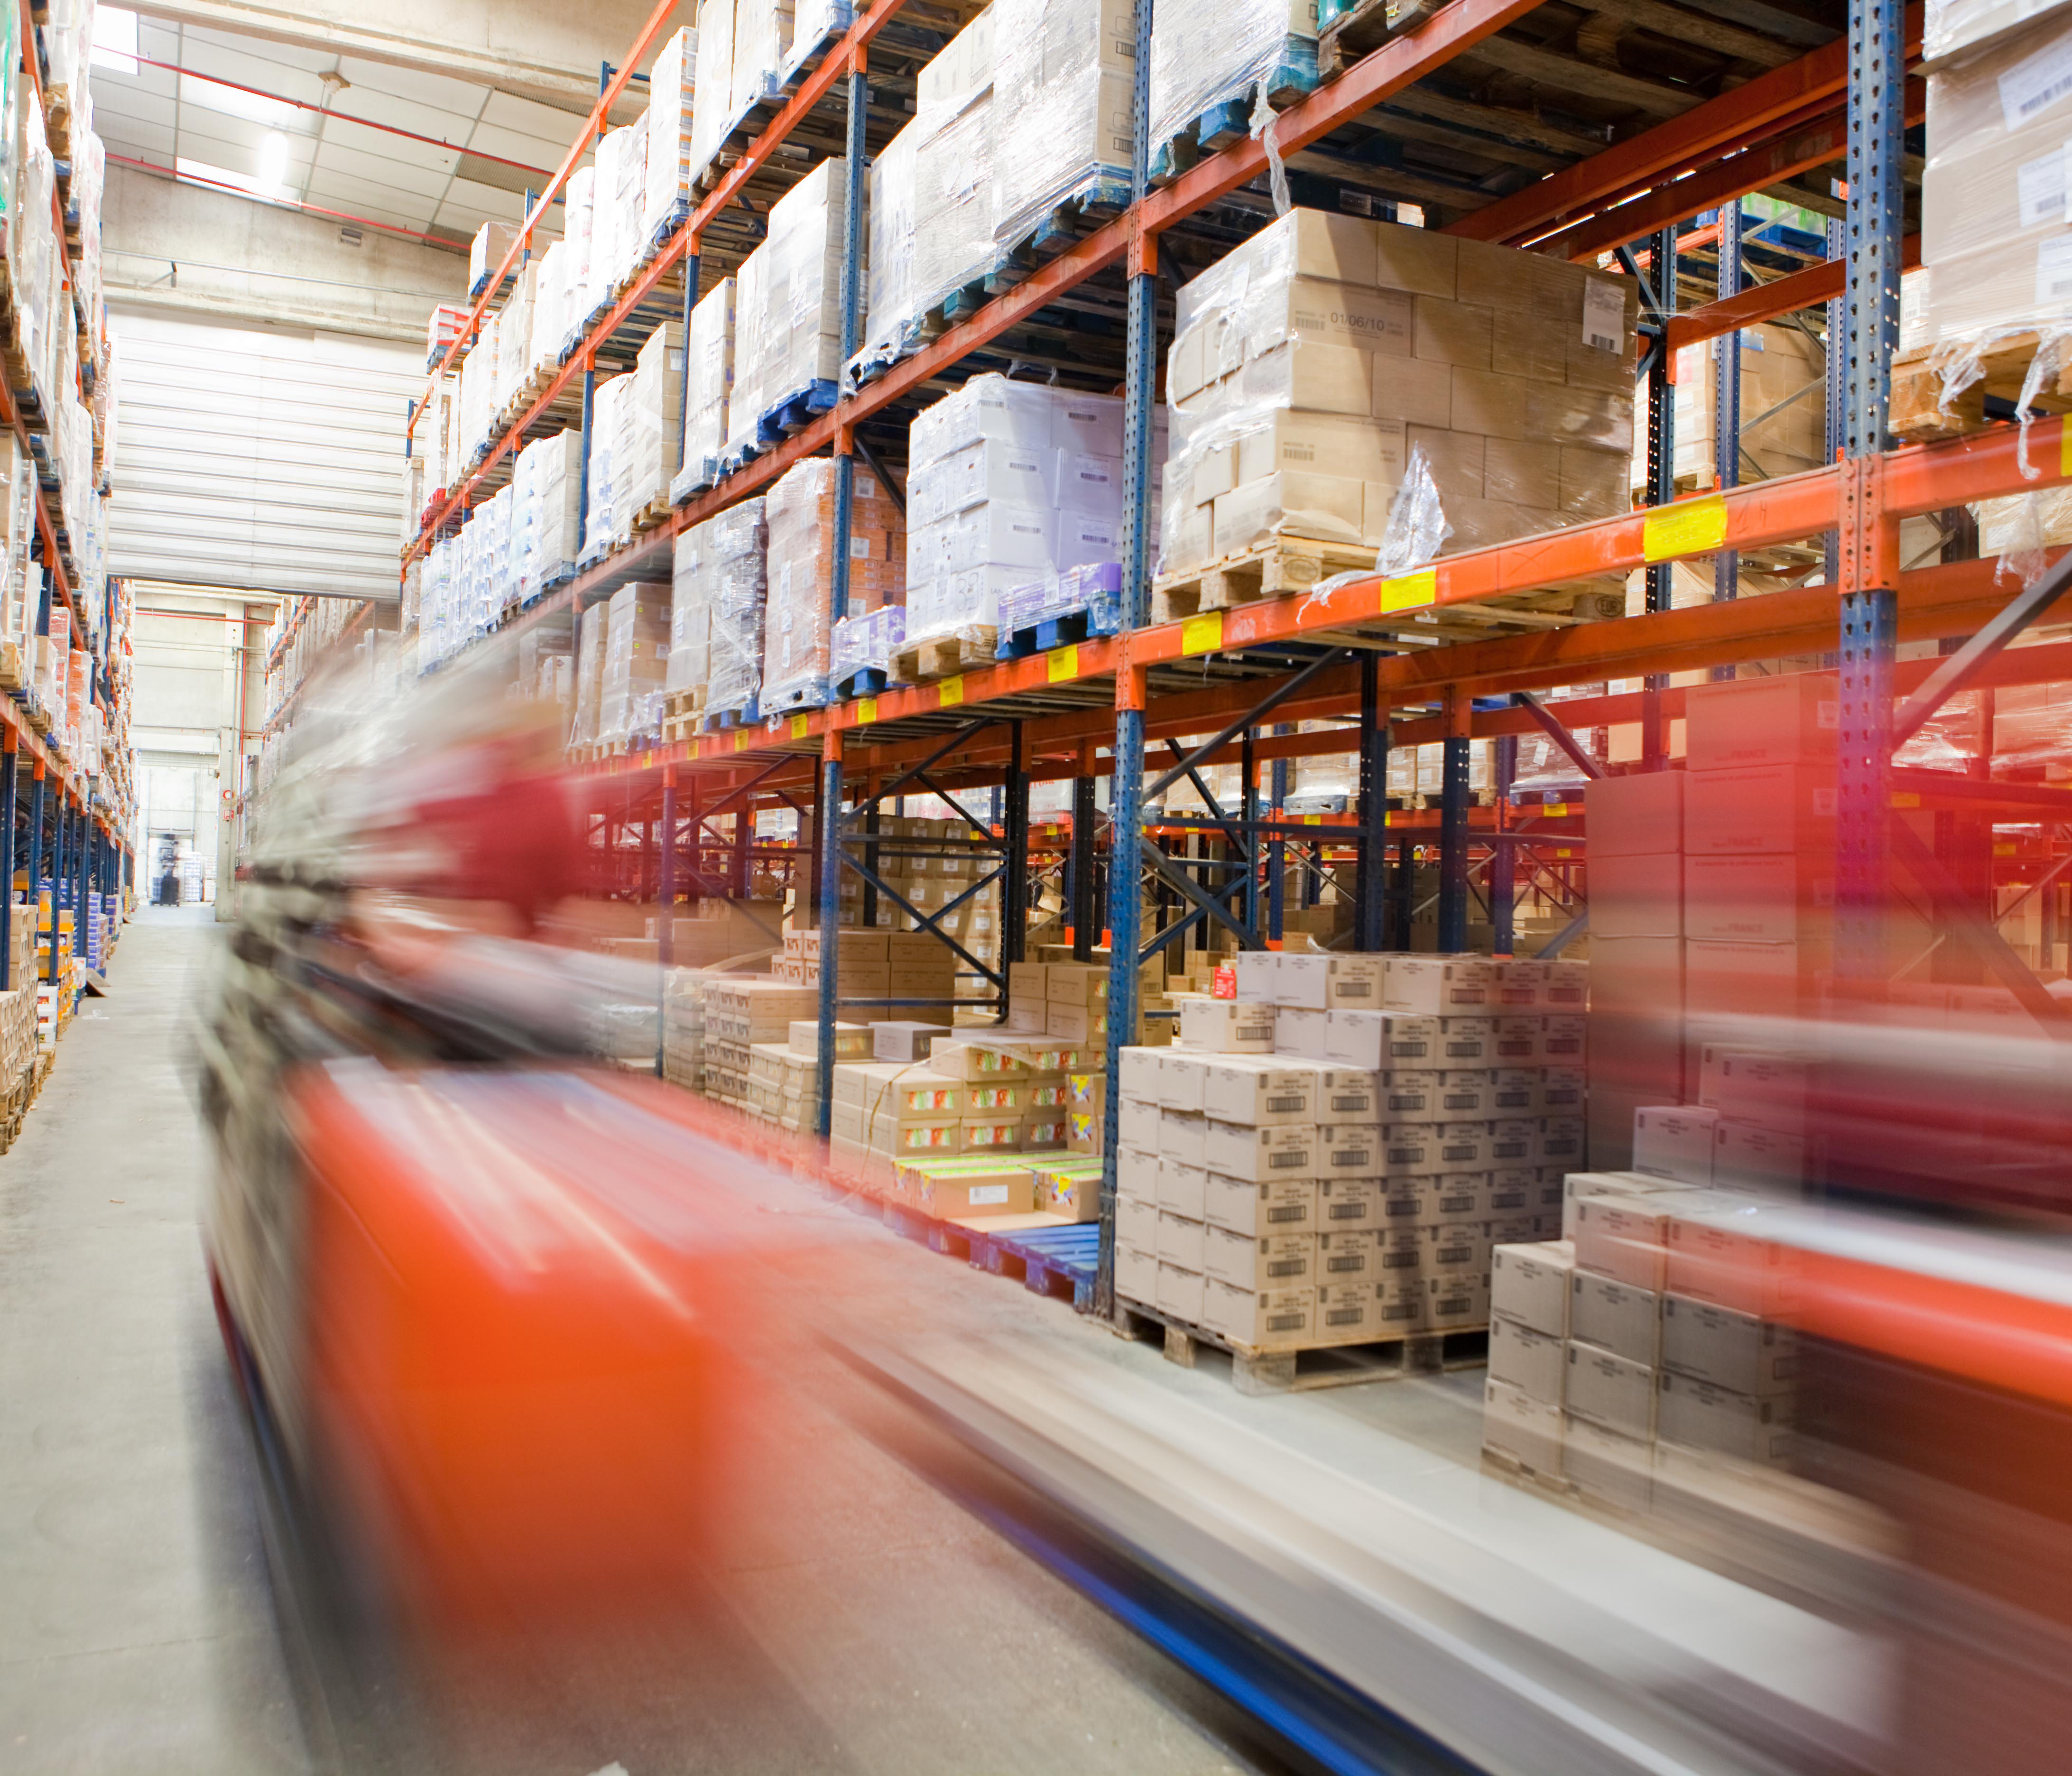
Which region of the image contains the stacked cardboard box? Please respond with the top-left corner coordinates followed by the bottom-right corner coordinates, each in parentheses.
top-left (1114, 951), bottom-right (1582, 1348)
top-left (572, 601), bottom-right (609, 745)
top-left (771, 927), bottom-right (956, 1021)
top-left (761, 459), bottom-right (906, 710)
top-left (0, 981), bottom-right (33, 1084)
top-left (590, 115), bottom-right (650, 315)
top-left (642, 25), bottom-right (699, 241)
top-left (662, 968), bottom-right (712, 1091)
top-left (674, 498), bottom-right (768, 720)
top-left (703, 978), bottom-right (819, 1106)
top-left (595, 581), bottom-right (670, 743)
top-left (620, 321), bottom-right (684, 521)
top-left (1002, 959), bottom-right (1141, 1046)
top-left (1482, 1155), bottom-right (1800, 1511)
top-left (681, 276), bottom-right (736, 492)
top-left (1148, 0), bottom-right (1310, 179)
top-left (1916, 8), bottom-right (2072, 360)
top-left (1162, 210), bottom-right (1636, 578)
top-left (1640, 321), bottom-right (1828, 490)
top-left (582, 374), bottom-right (630, 557)
top-left (511, 428), bottom-right (585, 601)
top-left (833, 1032), bottom-right (1079, 1164)
top-left (726, 159), bottom-right (856, 462)
top-left (906, 374), bottom-right (1147, 648)
top-left (990, 0), bottom-right (1132, 255)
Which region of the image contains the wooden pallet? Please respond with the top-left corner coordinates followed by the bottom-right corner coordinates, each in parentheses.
top-left (1116, 1298), bottom-right (1489, 1394)
top-left (629, 492), bottom-right (674, 535)
top-left (1890, 335), bottom-right (2072, 444)
top-left (889, 629), bottom-right (998, 684)
top-left (1151, 536), bottom-right (1379, 622)
top-left (1317, 0), bottom-right (1443, 80)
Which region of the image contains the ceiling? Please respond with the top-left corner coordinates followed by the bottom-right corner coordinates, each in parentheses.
top-left (87, 6), bottom-right (581, 251)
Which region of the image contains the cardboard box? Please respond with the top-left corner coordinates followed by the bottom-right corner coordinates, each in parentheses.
top-left (1155, 1110), bottom-right (1203, 1166)
top-left (1570, 1272), bottom-right (1662, 1365)
top-left (1273, 1006), bottom-right (1332, 1059)
top-left (1276, 953), bottom-right (1386, 1011)
top-left (1593, 849), bottom-right (1684, 939)
top-left (874, 1020), bottom-right (947, 1062)
top-left (1295, 1064), bottom-right (1380, 1121)
top-left (1487, 1119), bottom-right (1540, 1168)
top-left (1659, 1294), bottom-right (1797, 1396)
top-left (1115, 1241), bottom-right (1158, 1304)
top-left (1158, 1048), bottom-right (1211, 1111)
top-left (1201, 1056), bottom-right (1315, 1124)
top-left (1424, 1272), bottom-right (1490, 1329)
top-left (1487, 1169), bottom-right (1558, 1219)
top-left (1559, 1169), bottom-right (1676, 1240)
top-left (1156, 1260), bottom-right (1205, 1323)
top-left (1035, 1162), bottom-right (1103, 1221)
top-left (1157, 1211), bottom-right (1207, 1269)
top-left (1486, 1069), bottom-right (1537, 1116)
top-left (1436, 1018), bottom-right (1496, 1065)
top-left (1656, 1371), bottom-right (1794, 1464)
top-left (1119, 1095), bottom-right (1161, 1148)
top-left (1566, 1342), bottom-right (1656, 1439)
top-left (1315, 1281), bottom-right (1376, 1344)
top-left (1633, 1105), bottom-right (1718, 1186)
top-left (1572, 1192), bottom-right (1692, 1290)
top-left (1045, 962), bottom-right (1109, 1006)
top-left (1204, 1174), bottom-right (1318, 1235)
top-left (1045, 1001), bottom-right (1105, 1044)
top-left (1483, 1377), bottom-right (1564, 1476)
top-left (1202, 1277), bottom-right (1315, 1350)
top-left (1315, 1177), bottom-right (1381, 1228)
top-left (1684, 674), bottom-right (1836, 771)
top-left (1178, 996), bottom-right (1277, 1052)
top-left (1202, 1119), bottom-right (1318, 1182)
top-left (1378, 1174), bottom-right (1480, 1224)
top-left (1158, 1157), bottom-right (1209, 1219)
top-left (1682, 852), bottom-right (1830, 946)
top-left (1713, 1119), bottom-right (1807, 1194)
top-left (1492, 1240), bottom-right (1574, 1337)
top-left (1312, 1226), bottom-right (1377, 1281)
top-left (1663, 1198), bottom-right (1802, 1317)
top-left (1684, 763), bottom-right (1836, 855)
top-left (1118, 1145), bottom-right (1159, 1201)
top-left (1542, 1017), bottom-right (1586, 1066)
top-left (1588, 770), bottom-right (1683, 858)
top-left (1204, 1226), bottom-right (1316, 1289)
top-left (1230, 950), bottom-right (1280, 1001)
top-left (921, 1165), bottom-right (1037, 1218)
top-left (1384, 956), bottom-right (1496, 1013)
top-left (1381, 1069), bottom-right (1443, 1121)
top-left (1314, 1120), bottom-right (1384, 1178)
top-left (1563, 1413), bottom-right (1653, 1510)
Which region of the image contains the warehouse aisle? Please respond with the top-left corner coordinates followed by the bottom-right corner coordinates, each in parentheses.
top-left (0, 908), bottom-right (312, 1775)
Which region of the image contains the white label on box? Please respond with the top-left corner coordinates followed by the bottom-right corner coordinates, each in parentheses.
top-left (2002, 30), bottom-right (2072, 130)
top-left (1581, 278), bottom-right (1623, 353)
top-left (968, 1183), bottom-right (1009, 1205)
top-left (2038, 233), bottom-right (2072, 305)
top-left (2023, 143), bottom-right (2072, 227)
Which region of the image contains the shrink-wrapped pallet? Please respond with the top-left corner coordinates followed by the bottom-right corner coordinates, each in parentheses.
top-left (854, 122), bottom-right (919, 382)
top-left (831, 603), bottom-right (906, 684)
top-left (761, 459), bottom-right (906, 710)
top-left (1915, 10), bottom-right (2072, 400)
top-left (904, 374), bottom-right (1127, 646)
top-left (597, 580), bottom-right (671, 742)
top-left (591, 117), bottom-right (649, 312)
top-left (1147, 0), bottom-right (1315, 175)
top-left (561, 166), bottom-right (596, 353)
top-left (703, 498), bottom-right (770, 718)
top-left (538, 429), bottom-right (584, 586)
top-left (725, 159), bottom-right (855, 456)
top-left (574, 601), bottom-right (610, 745)
top-left (691, 0), bottom-right (738, 182)
top-left (681, 277), bottom-right (736, 491)
top-left (528, 240), bottom-right (568, 377)
top-left (733, 0), bottom-right (793, 113)
top-left (469, 220), bottom-right (519, 297)
top-left (622, 320), bottom-right (685, 521)
top-left (990, 0), bottom-right (1132, 254)
top-left (496, 261), bottom-right (536, 411)
top-left (667, 527), bottom-right (711, 697)
top-left (913, 8), bottom-right (996, 308)
top-left (1160, 210), bottom-right (1634, 579)
top-left (583, 375), bottom-right (629, 559)
top-left (643, 25), bottom-right (698, 243)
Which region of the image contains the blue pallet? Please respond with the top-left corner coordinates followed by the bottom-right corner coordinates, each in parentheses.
top-left (982, 1222), bottom-right (1101, 1313)
top-left (753, 379), bottom-right (840, 449)
top-left (994, 606), bottom-right (1121, 661)
top-left (700, 694), bottom-right (761, 732)
top-left (648, 198), bottom-right (693, 257)
top-left (832, 666), bottom-right (893, 701)
top-left (1148, 43), bottom-right (1320, 185)
top-left (761, 675), bottom-right (832, 715)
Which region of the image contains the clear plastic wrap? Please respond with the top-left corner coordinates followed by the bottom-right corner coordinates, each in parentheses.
top-left (574, 601), bottom-right (609, 744)
top-left (583, 375), bottom-right (628, 559)
top-left (1161, 209), bottom-right (1633, 579)
top-left (852, 121), bottom-right (919, 386)
top-left (678, 277), bottom-right (736, 494)
top-left (691, 0), bottom-right (738, 183)
top-left (724, 246), bottom-right (768, 462)
top-left (642, 25), bottom-right (698, 244)
top-left (732, 0), bottom-right (791, 112)
top-left (495, 260), bottom-right (535, 413)
top-left (667, 527), bottom-right (710, 695)
top-left (831, 604), bottom-right (906, 682)
top-left (622, 320), bottom-right (684, 520)
top-left (560, 166), bottom-right (596, 353)
top-left (702, 497), bottom-right (770, 718)
top-left (1919, 12), bottom-right (2072, 404)
top-left (761, 459), bottom-right (906, 710)
top-left (596, 580), bottom-right (671, 743)
top-left (1149, 0), bottom-right (1313, 169)
top-left (725, 159), bottom-right (853, 457)
top-left (788, 0), bottom-right (851, 68)
top-left (990, 0), bottom-right (1131, 252)
top-left (589, 117), bottom-right (649, 312)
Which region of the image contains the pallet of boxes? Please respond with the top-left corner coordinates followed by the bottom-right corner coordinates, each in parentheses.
top-left (1111, 951), bottom-right (1585, 1394)
top-left (0, 902), bottom-right (35, 1140)
top-left (1483, 1100), bottom-right (1801, 1515)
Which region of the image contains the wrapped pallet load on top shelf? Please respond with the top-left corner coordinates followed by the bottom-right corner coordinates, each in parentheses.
top-left (1148, 0), bottom-right (1315, 179)
top-left (724, 158), bottom-right (855, 466)
top-left (990, 0), bottom-right (1132, 258)
top-left (761, 458), bottom-right (906, 712)
top-left (677, 276), bottom-right (736, 497)
top-left (497, 260), bottom-right (536, 411)
top-left (732, 0), bottom-right (791, 113)
top-left (691, 0), bottom-right (738, 183)
top-left (469, 221), bottom-right (519, 298)
top-left (1162, 210), bottom-right (1635, 602)
top-left (592, 116), bottom-right (651, 314)
top-left (702, 497), bottom-right (772, 723)
top-left (597, 581), bottom-right (671, 745)
top-left (853, 117), bottom-right (919, 386)
top-left (643, 25), bottom-right (698, 244)
top-left (1903, 8), bottom-right (2072, 434)
top-left (560, 166), bottom-right (596, 355)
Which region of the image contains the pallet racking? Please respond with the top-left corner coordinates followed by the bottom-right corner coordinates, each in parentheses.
top-left (401, 0), bottom-right (2072, 1317)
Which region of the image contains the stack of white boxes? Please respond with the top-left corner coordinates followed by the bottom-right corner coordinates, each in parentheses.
top-left (726, 158), bottom-right (855, 462)
top-left (678, 276), bottom-right (737, 494)
top-left (905, 374), bottom-right (1152, 649)
top-left (1483, 1113), bottom-right (1801, 1511)
top-left (1112, 951), bottom-right (1581, 1352)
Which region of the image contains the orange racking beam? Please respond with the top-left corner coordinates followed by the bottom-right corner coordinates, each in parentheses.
top-left (1447, 6), bottom-right (1921, 249)
top-left (409, 0), bottom-right (679, 438)
top-left (1665, 236), bottom-right (1923, 353)
top-left (1536, 82), bottom-right (1925, 264)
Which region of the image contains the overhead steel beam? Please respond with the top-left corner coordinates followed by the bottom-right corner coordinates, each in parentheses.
top-left (1667, 235), bottom-right (1922, 352)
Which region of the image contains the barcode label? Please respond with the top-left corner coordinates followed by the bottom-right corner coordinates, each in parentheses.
top-left (1582, 279), bottom-right (1624, 353)
top-left (1267, 1203), bottom-right (1307, 1223)
top-left (1331, 1093), bottom-right (1370, 1113)
top-left (1268, 1150), bottom-right (1307, 1168)
top-left (1328, 1201), bottom-right (1364, 1220)
top-left (2019, 146), bottom-right (2070, 229)
top-left (1268, 1258), bottom-right (1305, 1277)
top-left (2002, 35), bottom-right (2072, 130)
top-left (1266, 1094), bottom-right (1304, 1112)
top-left (1327, 1255), bottom-right (1363, 1273)
top-left (1267, 1312), bottom-right (1305, 1332)
top-left (2040, 234), bottom-right (2072, 305)
top-left (1326, 1308), bottom-right (1363, 1327)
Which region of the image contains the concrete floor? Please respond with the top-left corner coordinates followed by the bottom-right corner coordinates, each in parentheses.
top-left (0, 910), bottom-right (1292, 1776)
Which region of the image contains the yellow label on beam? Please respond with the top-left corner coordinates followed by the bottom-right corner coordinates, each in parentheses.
top-left (1181, 610), bottom-right (1222, 655)
top-left (1994, 841), bottom-right (2018, 856)
top-left (1378, 566), bottom-right (1437, 614)
top-left (1890, 791), bottom-right (1921, 809)
top-left (2063, 416), bottom-right (2072, 480)
top-left (1545, 800), bottom-right (1568, 816)
top-left (1304, 814), bottom-right (1321, 825)
top-left (734, 731), bottom-right (749, 751)
top-left (790, 714), bottom-right (809, 739)
top-left (938, 675), bottom-right (964, 708)
top-left (1643, 493), bottom-right (1728, 562)
top-left (1556, 848), bottom-right (1573, 859)
top-left (857, 697), bottom-right (878, 725)
top-left (1048, 646), bottom-right (1078, 683)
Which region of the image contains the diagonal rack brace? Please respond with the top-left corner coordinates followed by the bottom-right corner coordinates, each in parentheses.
top-left (839, 848), bottom-right (1008, 990)
top-left (1893, 548), bottom-right (2072, 749)
top-left (1512, 691), bottom-right (1606, 781)
top-left (1143, 648), bottom-right (1350, 805)
top-left (1140, 836), bottom-right (1260, 956)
